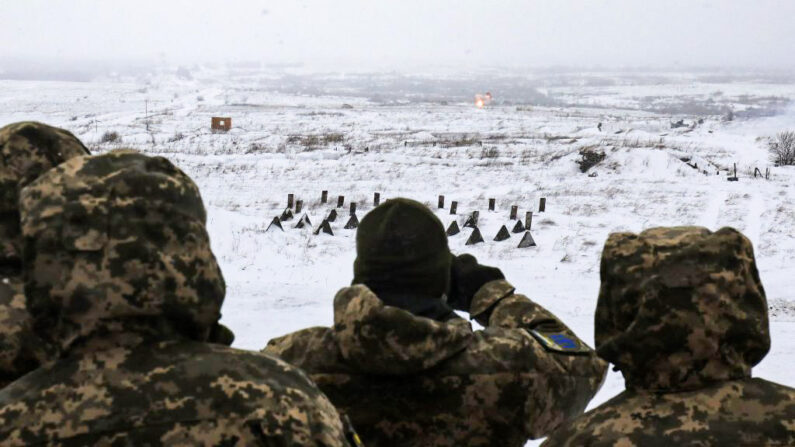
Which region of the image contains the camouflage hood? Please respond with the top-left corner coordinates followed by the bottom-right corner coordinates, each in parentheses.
top-left (595, 226), bottom-right (770, 391)
top-left (19, 150), bottom-right (225, 354)
top-left (0, 277), bottom-right (43, 387)
top-left (333, 285), bottom-right (473, 374)
top-left (1, 121), bottom-right (89, 270)
top-left (0, 122), bottom-right (89, 384)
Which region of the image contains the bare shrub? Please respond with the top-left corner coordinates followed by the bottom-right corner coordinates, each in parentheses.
top-left (769, 131), bottom-right (795, 166)
top-left (100, 131), bottom-right (120, 143)
top-left (168, 132), bottom-right (185, 143)
top-left (323, 133), bottom-right (344, 144)
top-left (287, 135), bottom-right (319, 148)
top-left (480, 147), bottom-right (499, 159)
top-left (520, 148), bottom-right (535, 164)
top-left (286, 133), bottom-right (344, 149)
top-left (247, 142), bottom-right (269, 153)
top-left (439, 135), bottom-right (481, 147)
top-left (576, 146), bottom-right (606, 172)
top-left (543, 133), bottom-right (569, 143)
top-left (302, 136), bottom-right (320, 148)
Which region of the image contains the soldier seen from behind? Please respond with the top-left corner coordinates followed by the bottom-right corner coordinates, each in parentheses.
top-left (265, 198), bottom-right (607, 446)
top-left (543, 226), bottom-right (795, 447)
top-left (0, 150), bottom-right (351, 446)
top-left (0, 121), bottom-right (89, 388)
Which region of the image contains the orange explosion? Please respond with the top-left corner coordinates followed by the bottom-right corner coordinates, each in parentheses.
top-left (474, 92), bottom-right (492, 108)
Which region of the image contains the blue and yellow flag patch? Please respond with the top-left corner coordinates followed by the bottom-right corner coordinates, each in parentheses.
top-left (528, 329), bottom-right (591, 355)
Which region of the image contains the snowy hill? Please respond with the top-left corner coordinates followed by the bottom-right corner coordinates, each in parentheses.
top-left (1, 67), bottom-right (793, 446)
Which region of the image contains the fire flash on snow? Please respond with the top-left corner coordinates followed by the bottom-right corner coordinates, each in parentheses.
top-left (475, 92), bottom-right (492, 108)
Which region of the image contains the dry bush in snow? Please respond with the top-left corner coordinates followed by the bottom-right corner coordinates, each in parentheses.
top-left (576, 146), bottom-right (606, 172)
top-left (100, 131), bottom-right (120, 143)
top-left (769, 131), bottom-right (795, 166)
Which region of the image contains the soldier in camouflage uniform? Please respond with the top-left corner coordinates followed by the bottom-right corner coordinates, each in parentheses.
top-left (0, 150), bottom-right (350, 446)
top-left (543, 226), bottom-right (795, 447)
top-left (265, 198), bottom-right (607, 446)
top-left (0, 121), bottom-right (90, 387)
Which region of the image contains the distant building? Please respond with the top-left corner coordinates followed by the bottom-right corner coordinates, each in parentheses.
top-left (211, 117), bottom-right (231, 132)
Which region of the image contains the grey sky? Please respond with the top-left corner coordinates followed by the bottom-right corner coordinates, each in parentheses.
top-left (2, 0), bottom-right (794, 71)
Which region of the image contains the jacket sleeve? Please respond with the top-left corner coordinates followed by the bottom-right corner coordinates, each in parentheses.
top-left (470, 279), bottom-right (608, 439)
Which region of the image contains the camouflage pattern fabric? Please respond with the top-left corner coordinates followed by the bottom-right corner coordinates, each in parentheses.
top-left (541, 378), bottom-right (795, 447)
top-left (0, 276), bottom-right (42, 388)
top-left (20, 149), bottom-right (225, 350)
top-left (542, 226), bottom-right (795, 447)
top-left (0, 121), bottom-right (89, 387)
top-left (595, 226), bottom-right (769, 390)
top-left (0, 121), bottom-right (89, 261)
top-left (266, 280), bottom-right (607, 446)
top-left (1, 340), bottom-right (349, 446)
top-left (0, 151), bottom-right (348, 446)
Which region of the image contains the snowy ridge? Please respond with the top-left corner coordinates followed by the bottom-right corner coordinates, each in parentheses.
top-left (1, 69), bottom-right (793, 446)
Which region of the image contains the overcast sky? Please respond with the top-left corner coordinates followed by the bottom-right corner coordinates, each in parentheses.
top-left (3, 0), bottom-right (794, 72)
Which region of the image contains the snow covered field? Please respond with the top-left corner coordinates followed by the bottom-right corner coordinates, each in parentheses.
top-left (2, 67), bottom-right (793, 445)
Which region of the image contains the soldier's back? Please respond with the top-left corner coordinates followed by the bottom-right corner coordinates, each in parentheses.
top-left (0, 340), bottom-right (347, 446)
top-left (543, 377), bottom-right (795, 447)
top-left (267, 284), bottom-right (606, 447)
top-left (271, 326), bottom-right (548, 446)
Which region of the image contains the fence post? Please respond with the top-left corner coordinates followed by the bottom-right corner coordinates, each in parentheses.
top-left (321, 190), bottom-right (328, 204)
top-left (525, 211), bottom-right (533, 230)
top-left (450, 201), bottom-right (458, 215)
top-left (438, 195), bottom-right (445, 209)
top-left (510, 205), bottom-right (518, 220)
top-left (337, 195), bottom-right (345, 208)
top-left (539, 198), bottom-right (546, 213)
top-left (374, 192), bottom-right (381, 206)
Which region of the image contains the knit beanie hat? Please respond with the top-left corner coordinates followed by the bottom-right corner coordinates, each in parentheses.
top-left (353, 198), bottom-right (451, 298)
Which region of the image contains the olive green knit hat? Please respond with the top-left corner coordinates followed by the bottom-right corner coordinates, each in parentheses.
top-left (353, 198), bottom-right (451, 298)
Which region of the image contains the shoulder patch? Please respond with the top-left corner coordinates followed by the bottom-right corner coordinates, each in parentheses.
top-left (527, 329), bottom-right (592, 355)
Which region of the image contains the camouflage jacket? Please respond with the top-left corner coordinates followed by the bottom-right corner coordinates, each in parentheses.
top-left (542, 227), bottom-right (795, 447)
top-left (542, 378), bottom-right (795, 447)
top-left (0, 275), bottom-right (46, 388)
top-left (0, 335), bottom-right (348, 446)
top-left (0, 121), bottom-right (89, 386)
top-left (265, 280), bottom-right (607, 447)
top-left (0, 151), bottom-right (349, 446)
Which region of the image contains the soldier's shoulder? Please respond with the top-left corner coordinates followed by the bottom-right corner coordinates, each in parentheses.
top-left (450, 324), bottom-right (601, 379)
top-left (544, 379), bottom-right (795, 447)
top-left (182, 341), bottom-right (325, 384)
top-left (744, 376), bottom-right (795, 400)
top-left (265, 326), bottom-right (335, 355)
top-left (655, 377), bottom-right (795, 421)
top-left (540, 390), bottom-right (649, 447)
top-left (436, 326), bottom-right (546, 375)
top-left (264, 327), bottom-right (346, 372)
top-left (0, 341), bottom-right (344, 446)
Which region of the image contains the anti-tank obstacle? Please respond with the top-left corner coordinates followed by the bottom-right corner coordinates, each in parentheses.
top-left (263, 192), bottom-right (545, 249)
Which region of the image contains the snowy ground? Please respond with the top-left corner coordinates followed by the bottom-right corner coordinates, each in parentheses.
top-left (2, 67), bottom-right (793, 445)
